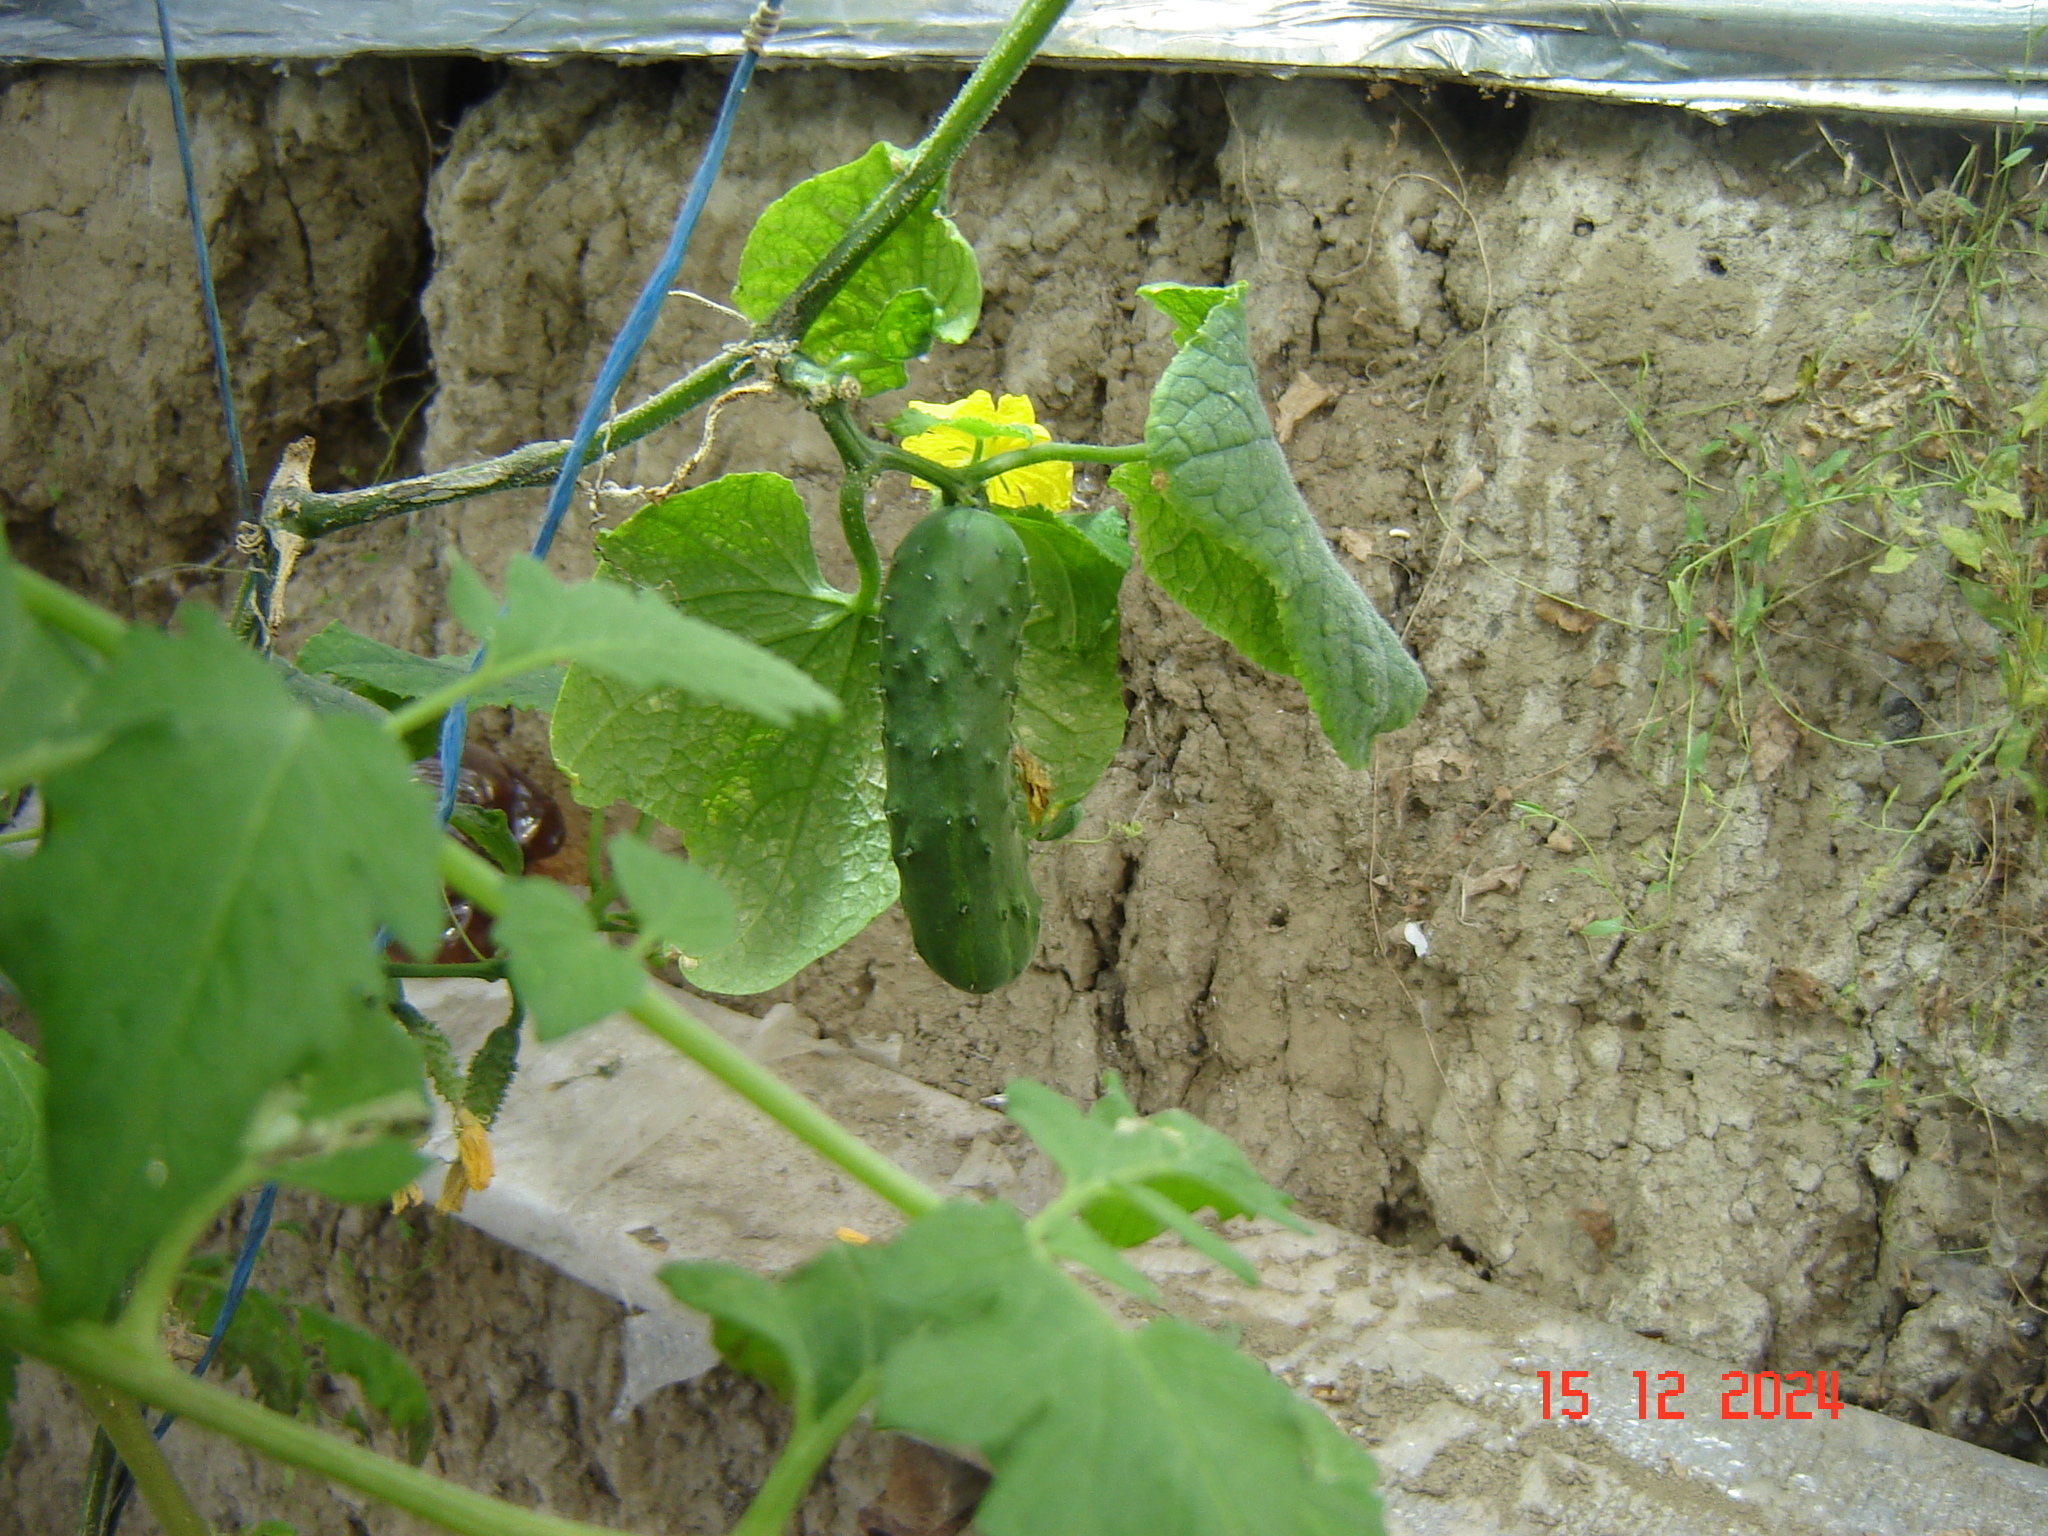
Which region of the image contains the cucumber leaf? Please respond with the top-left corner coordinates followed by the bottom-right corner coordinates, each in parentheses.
top-left (298, 624), bottom-right (563, 713)
top-left (1128, 283), bottom-right (1426, 766)
top-left (998, 507), bottom-right (1131, 819)
top-left (296, 1305), bottom-right (435, 1462)
top-left (552, 474), bottom-right (895, 995)
top-left (732, 141), bottom-right (980, 396)
top-left (0, 615), bottom-right (443, 1323)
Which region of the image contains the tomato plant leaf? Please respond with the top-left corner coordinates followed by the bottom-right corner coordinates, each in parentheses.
top-left (298, 624), bottom-right (563, 713)
top-left (0, 616), bottom-right (443, 1322)
top-left (0, 543), bottom-right (95, 770)
top-left (1006, 1075), bottom-right (1305, 1288)
top-left (295, 1305), bottom-right (435, 1462)
top-left (731, 141), bottom-right (980, 396)
top-left (448, 553), bottom-right (838, 728)
top-left (879, 1203), bottom-right (1384, 1536)
top-left (1129, 283), bottom-right (1426, 766)
top-left (492, 877), bottom-right (645, 1040)
top-left (552, 474), bottom-right (895, 994)
top-left (663, 1241), bottom-right (887, 1423)
top-left (608, 835), bottom-right (737, 959)
top-left (0, 1033), bottom-right (49, 1263)
top-left (997, 506), bottom-right (1132, 816)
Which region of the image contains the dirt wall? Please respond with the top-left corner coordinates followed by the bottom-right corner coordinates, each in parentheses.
top-left (7, 48), bottom-right (2048, 1532)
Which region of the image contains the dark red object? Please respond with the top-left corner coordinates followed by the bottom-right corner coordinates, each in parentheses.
top-left (401, 746), bottom-right (566, 963)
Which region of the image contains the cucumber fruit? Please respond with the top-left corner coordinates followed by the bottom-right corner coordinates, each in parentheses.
top-left (879, 505), bottom-right (1041, 992)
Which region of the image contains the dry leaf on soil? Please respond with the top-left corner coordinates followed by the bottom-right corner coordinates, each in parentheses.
top-left (1411, 744), bottom-right (1478, 782)
top-left (1273, 371), bottom-right (1338, 444)
top-left (1463, 863), bottom-right (1528, 899)
top-left (1335, 527), bottom-right (1376, 563)
top-left (1534, 595), bottom-right (1599, 634)
top-left (1767, 966), bottom-right (1832, 1013)
top-left (1750, 700), bottom-right (1801, 783)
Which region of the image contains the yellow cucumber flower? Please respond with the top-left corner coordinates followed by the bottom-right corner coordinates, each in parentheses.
top-left (900, 390), bottom-right (1074, 511)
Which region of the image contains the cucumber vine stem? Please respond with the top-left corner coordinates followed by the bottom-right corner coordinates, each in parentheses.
top-left (839, 465), bottom-right (882, 615)
top-left (762, 0), bottom-right (1076, 346)
top-left (0, 1307), bottom-right (636, 1536)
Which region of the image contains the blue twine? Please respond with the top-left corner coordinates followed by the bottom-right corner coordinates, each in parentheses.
top-left (154, 0), bottom-right (252, 529)
top-left (435, 3), bottom-right (782, 816)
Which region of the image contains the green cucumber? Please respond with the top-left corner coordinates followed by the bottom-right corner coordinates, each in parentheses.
top-left (879, 505), bottom-right (1041, 993)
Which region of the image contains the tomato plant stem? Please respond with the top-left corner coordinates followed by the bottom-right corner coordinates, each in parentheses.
top-left (729, 1370), bottom-right (880, 1536)
top-left (73, 1379), bottom-right (211, 1536)
top-left (437, 840), bottom-right (944, 1219)
top-left (4, 1309), bottom-right (636, 1536)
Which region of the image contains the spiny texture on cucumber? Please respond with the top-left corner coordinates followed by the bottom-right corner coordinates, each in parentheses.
top-left (880, 506), bottom-right (1041, 993)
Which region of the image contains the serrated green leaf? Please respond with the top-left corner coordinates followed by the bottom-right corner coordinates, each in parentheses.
top-left (663, 1241), bottom-right (886, 1422)
top-left (732, 141), bottom-right (980, 396)
top-left (1131, 286), bottom-right (1426, 766)
top-left (448, 553), bottom-right (838, 728)
top-left (878, 1203), bottom-right (1384, 1536)
top-left (493, 878), bottom-right (645, 1040)
top-left (179, 1275), bottom-right (310, 1415)
top-left (0, 1033), bottom-right (48, 1262)
top-left (997, 507), bottom-right (1132, 814)
top-left (295, 1305), bottom-right (434, 1462)
top-left (609, 835), bottom-right (737, 958)
top-left (298, 623), bottom-right (563, 712)
top-left (1007, 1075), bottom-right (1305, 1277)
top-left (552, 474), bottom-right (894, 994)
top-left (449, 804), bottom-right (523, 874)
top-left (0, 616), bottom-right (443, 1322)
top-left (1936, 523), bottom-right (1988, 570)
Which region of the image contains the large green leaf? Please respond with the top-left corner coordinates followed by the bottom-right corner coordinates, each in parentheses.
top-left (0, 1033), bottom-right (48, 1262)
top-left (297, 623), bottom-right (562, 713)
top-left (675, 1198), bottom-right (1383, 1536)
top-left (732, 141), bottom-right (981, 395)
top-left (552, 474), bottom-right (894, 995)
top-left (0, 545), bottom-right (97, 784)
top-left (0, 616), bottom-right (443, 1322)
top-left (1129, 283), bottom-right (1426, 766)
top-left (449, 553), bottom-right (838, 728)
top-left (998, 507), bottom-right (1131, 818)
top-left (881, 1203), bottom-right (1381, 1536)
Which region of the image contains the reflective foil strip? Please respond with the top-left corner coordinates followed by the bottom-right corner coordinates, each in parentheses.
top-left (7, 1), bottom-right (2048, 122)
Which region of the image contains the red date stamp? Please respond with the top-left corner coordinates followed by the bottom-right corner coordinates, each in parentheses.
top-left (1536, 1369), bottom-right (1844, 1421)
